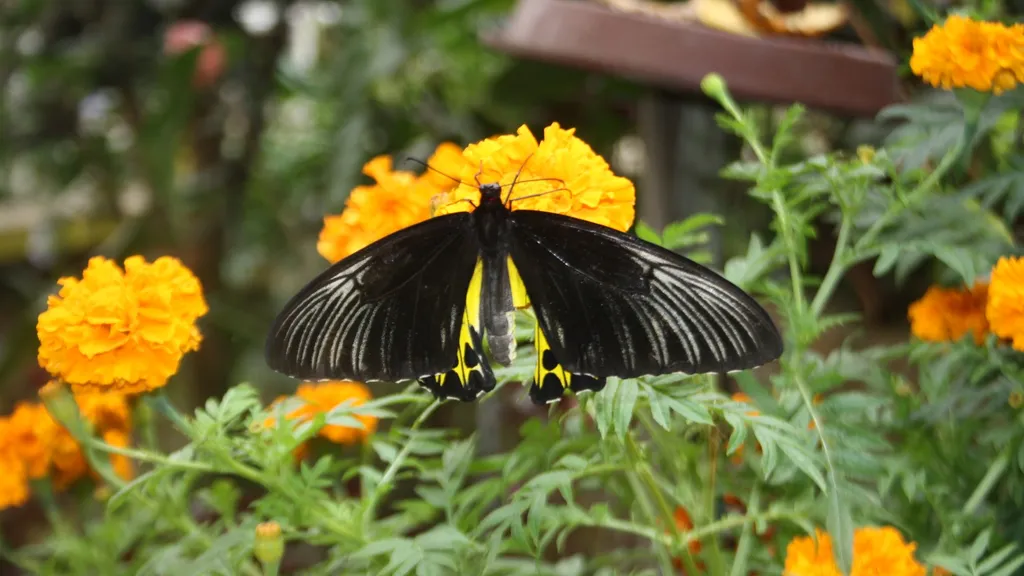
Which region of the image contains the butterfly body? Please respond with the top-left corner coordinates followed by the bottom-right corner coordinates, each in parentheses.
top-left (266, 182), bottom-right (783, 405)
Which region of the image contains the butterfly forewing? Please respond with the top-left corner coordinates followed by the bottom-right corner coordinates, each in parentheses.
top-left (507, 210), bottom-right (783, 380)
top-left (265, 213), bottom-right (482, 385)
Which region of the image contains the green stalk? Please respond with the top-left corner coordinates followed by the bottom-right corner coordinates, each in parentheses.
top-left (963, 448), bottom-right (1010, 515)
top-left (623, 433), bottom-right (699, 575)
top-left (704, 428), bottom-right (727, 576)
top-left (809, 216), bottom-right (852, 319)
top-left (728, 484), bottom-right (761, 576)
top-left (362, 399), bottom-right (441, 527)
top-left (146, 391), bottom-right (192, 434)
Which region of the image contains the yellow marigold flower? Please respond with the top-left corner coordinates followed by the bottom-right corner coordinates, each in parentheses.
top-left (0, 417), bottom-right (31, 511)
top-left (437, 123), bottom-right (637, 233)
top-left (910, 14), bottom-right (1024, 94)
top-left (317, 144), bottom-right (462, 264)
top-left (784, 526), bottom-right (925, 576)
top-left (987, 256), bottom-right (1024, 350)
top-left (37, 255), bottom-right (208, 395)
top-left (268, 381), bottom-right (377, 445)
top-left (908, 282), bottom-right (989, 344)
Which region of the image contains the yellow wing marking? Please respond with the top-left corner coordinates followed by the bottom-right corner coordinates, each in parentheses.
top-left (507, 257), bottom-right (530, 309)
top-left (418, 259), bottom-right (494, 401)
top-left (530, 317), bottom-right (606, 404)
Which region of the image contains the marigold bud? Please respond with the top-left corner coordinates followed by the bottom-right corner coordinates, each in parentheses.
top-left (700, 73), bottom-right (727, 101)
top-left (254, 521), bottom-right (284, 566)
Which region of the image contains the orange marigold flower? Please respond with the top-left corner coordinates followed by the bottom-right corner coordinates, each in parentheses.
top-left (732, 392), bottom-right (760, 416)
top-left (8, 402), bottom-right (59, 478)
top-left (317, 144), bottom-right (462, 264)
top-left (268, 381), bottom-right (377, 446)
top-left (7, 386), bottom-right (133, 490)
top-left (102, 429), bottom-right (134, 481)
top-left (50, 429), bottom-right (89, 490)
top-left (75, 389), bottom-right (133, 432)
top-left (784, 526), bottom-right (926, 576)
top-left (987, 256), bottom-right (1024, 351)
top-left (673, 506), bottom-right (702, 554)
top-left (910, 14), bottom-right (1024, 94)
top-left (37, 256), bottom-right (208, 395)
top-left (908, 282), bottom-right (989, 344)
top-left (437, 123), bottom-right (636, 233)
top-left (0, 417), bottom-right (30, 511)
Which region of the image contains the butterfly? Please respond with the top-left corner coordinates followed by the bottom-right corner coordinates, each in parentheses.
top-left (265, 175), bottom-right (783, 405)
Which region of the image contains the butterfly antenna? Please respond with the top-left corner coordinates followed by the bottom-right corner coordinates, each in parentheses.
top-left (406, 157), bottom-right (464, 186)
top-left (499, 177), bottom-right (565, 189)
top-left (503, 153), bottom-right (535, 205)
top-left (507, 187), bottom-right (571, 206)
top-left (473, 161), bottom-right (484, 188)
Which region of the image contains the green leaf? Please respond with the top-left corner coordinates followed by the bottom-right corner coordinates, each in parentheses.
top-left (977, 544), bottom-right (1019, 574)
top-left (595, 378), bottom-right (619, 439)
top-left (642, 382), bottom-right (672, 430)
top-left (614, 378), bottom-right (639, 439)
top-left (733, 371), bottom-right (782, 416)
top-left (723, 412), bottom-right (747, 456)
top-left (634, 221), bottom-right (662, 245)
top-left (665, 396), bottom-right (713, 426)
top-left (826, 483), bottom-right (854, 575)
top-left (972, 529), bottom-right (993, 563)
top-left (873, 244), bottom-right (900, 276)
top-left (662, 213), bottom-right (724, 251)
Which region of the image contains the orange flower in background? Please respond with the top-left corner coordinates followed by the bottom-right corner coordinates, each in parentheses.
top-left (8, 402), bottom-right (58, 478)
top-left (0, 386), bottom-right (134, 505)
top-left (317, 143), bottom-right (463, 264)
top-left (730, 392), bottom-right (762, 463)
top-left (673, 506), bottom-right (703, 554)
top-left (910, 14), bottom-right (1024, 93)
top-left (784, 526), bottom-right (926, 576)
top-left (437, 123), bottom-right (637, 232)
top-left (267, 381), bottom-right (377, 446)
top-left (102, 429), bottom-right (135, 481)
top-left (987, 256), bottom-right (1024, 350)
top-left (908, 282), bottom-right (989, 344)
top-left (0, 417), bottom-right (30, 511)
top-left (670, 506), bottom-right (705, 573)
top-left (732, 392), bottom-right (760, 416)
top-left (37, 256), bottom-right (208, 395)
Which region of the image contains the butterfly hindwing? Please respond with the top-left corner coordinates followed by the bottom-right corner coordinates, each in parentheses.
top-left (265, 213), bottom-right (490, 400)
top-left (417, 260), bottom-right (496, 401)
top-left (507, 210), bottom-right (783, 381)
top-left (529, 318), bottom-right (606, 404)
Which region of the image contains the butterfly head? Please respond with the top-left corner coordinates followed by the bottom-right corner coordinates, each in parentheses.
top-left (479, 182), bottom-right (503, 205)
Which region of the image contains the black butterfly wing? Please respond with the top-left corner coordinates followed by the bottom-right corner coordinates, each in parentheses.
top-left (265, 213), bottom-right (495, 401)
top-left (507, 210), bottom-right (782, 403)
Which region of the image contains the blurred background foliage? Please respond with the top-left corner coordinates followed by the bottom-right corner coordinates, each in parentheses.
top-left (0, 0), bottom-right (645, 410)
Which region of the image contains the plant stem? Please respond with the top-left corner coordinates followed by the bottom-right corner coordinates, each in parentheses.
top-left (84, 437), bottom-right (215, 473)
top-left (362, 399), bottom-right (441, 527)
top-left (623, 432), bottom-right (699, 575)
top-left (146, 391), bottom-right (192, 434)
top-left (963, 447), bottom-right (1010, 515)
top-left (772, 190), bottom-right (805, 313)
top-left (728, 484), bottom-right (760, 576)
top-left (704, 427), bottom-right (727, 576)
top-left (809, 216), bottom-right (852, 319)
